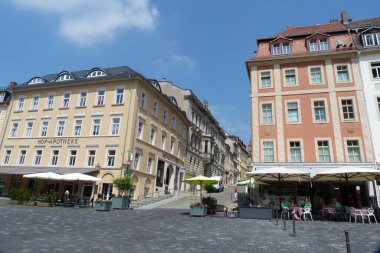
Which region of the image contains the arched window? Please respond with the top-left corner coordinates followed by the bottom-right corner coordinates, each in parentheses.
top-left (149, 80), bottom-right (162, 92)
top-left (87, 70), bottom-right (106, 78)
top-left (27, 77), bottom-right (44, 85)
top-left (56, 74), bottom-right (74, 82)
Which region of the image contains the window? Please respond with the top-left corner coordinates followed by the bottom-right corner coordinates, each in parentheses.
top-left (309, 40), bottom-right (318, 52)
top-left (161, 131), bottom-right (167, 150)
top-left (319, 39), bottom-right (329, 51)
top-left (313, 100), bottom-right (326, 122)
top-left (371, 63), bottom-right (380, 79)
top-left (24, 121), bottom-right (34, 137)
top-left (137, 118), bottom-right (145, 139)
top-left (16, 97), bottom-right (25, 111)
top-left (140, 91), bottom-right (147, 109)
top-left (134, 150), bottom-right (141, 170)
top-left (87, 70), bottom-right (106, 78)
top-left (46, 94), bottom-right (55, 109)
top-left (341, 99), bottom-right (355, 120)
top-left (18, 150), bottom-right (26, 165)
top-left (73, 119), bottom-right (83, 136)
top-left (150, 125), bottom-right (156, 145)
top-left (287, 102), bottom-right (300, 123)
top-left (115, 88), bottom-right (124, 104)
top-left (309, 39), bottom-right (329, 52)
top-left (96, 89), bottom-right (105, 106)
top-left (261, 103), bottom-right (273, 124)
top-left (282, 43), bottom-right (291, 54)
top-left (272, 42), bottom-right (291, 55)
top-left (285, 69), bottom-right (296, 86)
top-left (40, 120), bottom-right (49, 137)
top-left (337, 65), bottom-right (350, 82)
top-left (51, 150), bottom-right (59, 166)
top-left (263, 141), bottom-right (274, 162)
top-left (377, 97), bottom-right (380, 115)
top-left (111, 117), bottom-right (120, 135)
top-left (310, 67), bottom-right (323, 84)
top-left (170, 137), bottom-right (175, 154)
top-left (68, 150), bottom-right (77, 166)
top-left (289, 141), bottom-right (302, 162)
top-left (171, 116), bottom-right (176, 130)
top-left (56, 120), bottom-right (65, 136)
top-left (106, 150), bottom-right (116, 167)
top-left (152, 100), bottom-right (158, 117)
top-left (317, 141), bottom-right (330, 162)
top-left (34, 150), bottom-right (42, 166)
top-left (78, 91), bottom-right (87, 107)
top-left (62, 92), bottom-right (71, 108)
top-left (147, 155), bottom-right (154, 173)
top-left (56, 74), bottom-right (73, 82)
top-left (347, 140), bottom-right (361, 162)
top-left (92, 118), bottom-right (101, 135)
top-left (10, 121), bottom-right (19, 137)
top-left (3, 150), bottom-right (11, 165)
top-left (30, 95), bottom-right (40, 110)
top-left (272, 44), bottom-right (281, 55)
top-left (364, 34), bottom-right (376, 47)
top-left (87, 150), bottom-right (96, 167)
top-left (260, 71), bottom-right (271, 88)
top-left (162, 108), bottom-right (168, 123)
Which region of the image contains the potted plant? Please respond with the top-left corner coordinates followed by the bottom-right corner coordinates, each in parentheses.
top-left (95, 198), bottom-right (112, 211)
top-left (112, 176), bottom-right (132, 210)
top-left (202, 196), bottom-right (217, 215)
top-left (190, 202), bottom-right (208, 216)
top-left (8, 188), bottom-right (22, 205)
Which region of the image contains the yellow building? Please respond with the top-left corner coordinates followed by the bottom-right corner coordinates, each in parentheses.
top-left (0, 66), bottom-right (190, 200)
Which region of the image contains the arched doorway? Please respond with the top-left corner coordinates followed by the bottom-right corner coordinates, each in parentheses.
top-left (165, 165), bottom-right (173, 189)
top-left (101, 173), bottom-right (114, 200)
top-left (144, 178), bottom-right (151, 197)
top-left (131, 175), bottom-right (138, 199)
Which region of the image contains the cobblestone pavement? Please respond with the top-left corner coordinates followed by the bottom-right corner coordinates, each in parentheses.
top-left (1, 203), bottom-right (380, 253)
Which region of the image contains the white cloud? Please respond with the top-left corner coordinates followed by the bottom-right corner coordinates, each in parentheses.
top-left (155, 53), bottom-right (196, 70)
top-left (10, 0), bottom-right (159, 45)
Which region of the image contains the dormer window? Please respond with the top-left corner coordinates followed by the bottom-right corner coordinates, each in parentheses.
top-left (87, 70), bottom-right (106, 78)
top-left (309, 39), bottom-right (329, 52)
top-left (363, 33), bottom-right (380, 47)
top-left (56, 74), bottom-right (73, 82)
top-left (27, 78), bottom-right (44, 85)
top-left (272, 43), bottom-right (291, 55)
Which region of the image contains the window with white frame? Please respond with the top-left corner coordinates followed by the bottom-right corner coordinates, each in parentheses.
top-left (341, 99), bottom-right (355, 120)
top-left (170, 137), bottom-right (175, 154)
top-left (319, 39), bottom-right (329, 51)
top-left (62, 92), bottom-right (71, 108)
top-left (34, 150), bottom-right (42, 166)
top-left (16, 97), bottom-right (25, 111)
top-left (260, 71), bottom-right (271, 88)
top-left (163, 108), bottom-right (168, 123)
top-left (289, 141), bottom-right (302, 162)
top-left (87, 70), bottom-right (106, 78)
top-left (272, 43), bottom-right (291, 55)
top-left (147, 155), bottom-right (154, 173)
top-left (171, 116), bottom-right (176, 130)
top-left (87, 150), bottom-right (96, 167)
top-left (18, 150), bottom-right (26, 165)
top-left (111, 117), bottom-right (120, 135)
top-left (363, 33), bottom-right (377, 47)
top-left (371, 63), bottom-right (380, 79)
top-left (24, 121), bottom-right (34, 137)
top-left (73, 119), bottom-right (83, 136)
top-left (106, 150), bottom-right (116, 167)
top-left (68, 150), bottom-right (77, 166)
top-left (152, 100), bottom-right (158, 117)
top-left (115, 88), bottom-right (124, 104)
top-left (96, 89), bottom-right (105, 106)
top-left (317, 140), bottom-right (330, 162)
top-left (10, 121), bottom-right (19, 137)
top-left (310, 67), bottom-right (323, 84)
top-left (337, 65), bottom-right (350, 82)
top-left (137, 118), bottom-right (145, 139)
top-left (309, 40), bottom-right (318, 52)
top-left (261, 103), bottom-right (273, 124)
top-left (56, 74), bottom-right (73, 82)
top-left (313, 100), bottom-right (327, 122)
top-left (46, 94), bottom-right (55, 109)
top-left (309, 39), bottom-right (329, 52)
top-left (134, 150), bottom-right (141, 170)
top-left (91, 118), bottom-right (101, 135)
top-left (56, 120), bottom-right (65, 136)
top-left (377, 97), bottom-right (380, 115)
top-left (150, 125), bottom-right (156, 145)
top-left (140, 91), bottom-right (147, 109)
top-left (347, 140), bottom-right (361, 162)
top-left (161, 131), bottom-right (167, 150)
top-left (287, 102), bottom-right (300, 123)
top-left (40, 120), bottom-right (49, 137)
top-left (30, 95), bottom-right (40, 110)
top-left (51, 150), bottom-right (59, 166)
top-left (272, 44), bottom-right (281, 55)
top-left (263, 141), bottom-right (274, 162)
top-left (3, 150), bottom-right (11, 165)
top-left (78, 91), bottom-right (87, 107)
top-left (282, 43), bottom-right (291, 54)
top-left (285, 69), bottom-right (296, 86)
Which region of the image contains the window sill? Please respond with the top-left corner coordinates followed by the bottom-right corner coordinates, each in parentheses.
top-left (75, 106), bottom-right (87, 109)
top-left (28, 109), bottom-right (38, 112)
top-left (286, 122), bottom-right (302, 125)
top-left (313, 120), bottom-right (329, 124)
top-left (93, 105), bottom-right (105, 108)
top-left (14, 110), bottom-right (23, 113)
top-left (59, 107), bottom-right (70, 110)
top-left (112, 103), bottom-right (124, 106)
top-left (43, 108), bottom-right (53, 111)
top-left (258, 86), bottom-right (273, 90)
top-left (336, 80), bottom-right (352, 84)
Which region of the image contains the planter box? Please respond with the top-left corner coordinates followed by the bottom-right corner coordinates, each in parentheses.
top-left (37, 202), bottom-right (51, 207)
top-left (239, 206), bottom-right (273, 220)
top-left (95, 201), bottom-right (112, 211)
top-left (190, 206), bottom-right (207, 217)
top-left (26, 201), bottom-right (37, 206)
top-left (112, 197), bottom-right (129, 209)
top-left (7, 200), bottom-right (21, 205)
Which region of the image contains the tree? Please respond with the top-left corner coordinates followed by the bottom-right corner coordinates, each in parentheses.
top-left (113, 176), bottom-right (133, 197)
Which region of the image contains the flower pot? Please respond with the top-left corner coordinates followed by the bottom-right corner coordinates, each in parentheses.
top-left (190, 206), bottom-right (207, 216)
top-left (95, 201), bottom-right (112, 211)
top-left (112, 197), bottom-right (129, 209)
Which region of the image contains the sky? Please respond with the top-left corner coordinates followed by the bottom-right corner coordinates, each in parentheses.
top-left (0, 0), bottom-right (379, 145)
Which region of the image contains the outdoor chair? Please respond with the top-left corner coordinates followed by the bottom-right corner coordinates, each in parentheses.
top-left (280, 207), bottom-right (290, 220)
top-left (362, 208), bottom-right (378, 224)
top-left (335, 207), bottom-right (344, 221)
top-left (349, 207), bottom-right (364, 223)
top-left (301, 207), bottom-right (313, 221)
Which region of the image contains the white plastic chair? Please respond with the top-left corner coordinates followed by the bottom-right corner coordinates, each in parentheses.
top-left (362, 208), bottom-right (378, 224)
top-left (349, 207), bottom-right (364, 223)
top-left (301, 206), bottom-right (313, 221)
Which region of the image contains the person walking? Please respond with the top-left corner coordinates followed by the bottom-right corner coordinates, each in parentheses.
top-left (234, 185), bottom-right (238, 199)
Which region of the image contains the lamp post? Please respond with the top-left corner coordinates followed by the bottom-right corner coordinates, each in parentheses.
top-left (91, 163), bottom-right (101, 206)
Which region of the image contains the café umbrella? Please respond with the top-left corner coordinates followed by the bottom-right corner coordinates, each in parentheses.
top-left (60, 173), bottom-right (101, 182)
top-left (23, 172), bottom-right (63, 180)
top-left (183, 175), bottom-right (218, 201)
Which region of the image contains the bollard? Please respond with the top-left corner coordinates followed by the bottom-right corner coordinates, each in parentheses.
top-left (345, 229), bottom-right (351, 253)
top-left (283, 216), bottom-right (287, 230)
top-left (292, 220), bottom-right (296, 237)
top-left (276, 209), bottom-right (279, 226)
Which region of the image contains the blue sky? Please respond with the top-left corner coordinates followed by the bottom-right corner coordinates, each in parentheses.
top-left (0, 0), bottom-right (379, 145)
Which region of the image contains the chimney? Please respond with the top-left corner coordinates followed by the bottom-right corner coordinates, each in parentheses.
top-left (203, 99), bottom-right (208, 109)
top-left (341, 11), bottom-right (349, 25)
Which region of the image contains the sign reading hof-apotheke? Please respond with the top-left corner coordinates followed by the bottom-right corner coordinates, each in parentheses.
top-left (37, 138), bottom-right (79, 145)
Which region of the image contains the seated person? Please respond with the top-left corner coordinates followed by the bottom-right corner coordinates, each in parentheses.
top-left (332, 198), bottom-right (341, 208)
top-left (281, 198), bottom-right (289, 210)
top-left (304, 198), bottom-right (311, 208)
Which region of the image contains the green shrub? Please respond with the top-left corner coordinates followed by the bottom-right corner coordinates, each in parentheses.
top-left (204, 183), bottom-right (216, 193)
top-left (202, 196), bottom-right (217, 206)
top-left (113, 176), bottom-right (133, 197)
